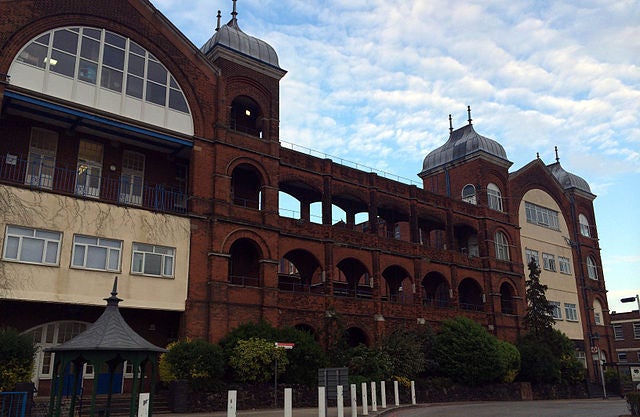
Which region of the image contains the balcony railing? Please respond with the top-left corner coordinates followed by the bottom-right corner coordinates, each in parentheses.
top-left (0, 154), bottom-right (189, 215)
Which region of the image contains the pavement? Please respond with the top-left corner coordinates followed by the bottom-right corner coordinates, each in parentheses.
top-left (166, 404), bottom-right (407, 417)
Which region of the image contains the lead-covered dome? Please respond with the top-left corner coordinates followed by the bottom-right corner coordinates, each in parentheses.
top-left (420, 123), bottom-right (510, 176)
top-left (201, 12), bottom-right (281, 69)
top-left (547, 161), bottom-right (593, 195)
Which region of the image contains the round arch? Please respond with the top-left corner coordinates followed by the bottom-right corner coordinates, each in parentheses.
top-left (344, 327), bottom-right (369, 347)
top-left (458, 277), bottom-right (484, 311)
top-left (422, 271), bottom-right (451, 308)
top-left (381, 264), bottom-right (413, 304)
top-left (219, 228), bottom-right (273, 261)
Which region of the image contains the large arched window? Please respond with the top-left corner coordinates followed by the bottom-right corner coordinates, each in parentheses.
top-left (587, 256), bottom-right (598, 280)
top-left (593, 299), bottom-right (603, 325)
top-left (10, 26), bottom-right (193, 134)
top-left (495, 231), bottom-right (510, 261)
top-left (579, 214), bottom-right (591, 237)
top-left (487, 183), bottom-right (503, 211)
top-left (462, 184), bottom-right (476, 204)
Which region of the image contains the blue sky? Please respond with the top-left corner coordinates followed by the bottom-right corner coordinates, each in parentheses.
top-left (153, 0), bottom-right (640, 313)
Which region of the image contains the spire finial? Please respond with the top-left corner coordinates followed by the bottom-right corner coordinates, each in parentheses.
top-left (105, 276), bottom-right (123, 306)
top-left (231, 0), bottom-right (238, 21)
top-left (555, 146), bottom-right (559, 162)
top-left (467, 105), bottom-right (472, 125)
top-left (449, 114), bottom-right (453, 133)
top-left (536, 152), bottom-right (540, 159)
top-left (216, 10), bottom-right (221, 30)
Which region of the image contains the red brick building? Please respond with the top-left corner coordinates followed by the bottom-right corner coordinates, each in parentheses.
top-left (0, 0), bottom-right (612, 393)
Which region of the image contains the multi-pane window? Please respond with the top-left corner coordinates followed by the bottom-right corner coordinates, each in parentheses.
top-left (3, 225), bottom-right (61, 265)
top-left (462, 184), bottom-right (476, 204)
top-left (71, 235), bottom-right (121, 272)
top-left (487, 183), bottom-right (503, 211)
top-left (634, 323), bottom-right (640, 339)
top-left (613, 324), bottom-right (624, 340)
top-left (564, 303), bottom-right (578, 321)
top-left (26, 322), bottom-right (87, 378)
top-left (525, 201), bottom-right (560, 230)
top-left (587, 256), bottom-right (598, 280)
top-left (594, 312), bottom-right (602, 325)
top-left (559, 256), bottom-right (571, 274)
top-left (120, 151), bottom-right (144, 206)
top-left (550, 301), bottom-right (562, 320)
top-left (26, 128), bottom-right (58, 189)
top-left (131, 243), bottom-right (175, 277)
top-left (542, 253), bottom-right (556, 272)
top-left (75, 140), bottom-right (103, 198)
top-left (618, 352), bottom-right (628, 362)
top-left (579, 214), bottom-right (591, 237)
top-left (495, 232), bottom-right (510, 261)
top-left (525, 248), bottom-right (539, 266)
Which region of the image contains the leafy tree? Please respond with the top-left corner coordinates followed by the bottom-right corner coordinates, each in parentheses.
top-left (0, 327), bottom-right (36, 392)
top-left (380, 328), bottom-right (432, 379)
top-left (517, 329), bottom-right (585, 384)
top-left (524, 260), bottom-right (555, 335)
top-left (496, 339), bottom-right (521, 383)
top-left (159, 339), bottom-right (225, 390)
top-left (229, 337), bottom-right (289, 383)
top-left (433, 316), bottom-right (508, 386)
top-left (346, 344), bottom-right (393, 383)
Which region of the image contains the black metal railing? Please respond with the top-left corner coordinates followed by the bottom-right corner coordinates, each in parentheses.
top-left (229, 275), bottom-right (261, 287)
top-left (0, 154), bottom-right (189, 215)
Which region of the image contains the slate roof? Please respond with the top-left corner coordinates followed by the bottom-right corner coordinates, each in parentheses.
top-left (547, 161), bottom-right (593, 195)
top-left (48, 278), bottom-right (166, 353)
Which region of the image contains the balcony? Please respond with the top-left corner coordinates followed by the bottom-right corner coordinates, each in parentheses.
top-left (0, 155), bottom-right (189, 215)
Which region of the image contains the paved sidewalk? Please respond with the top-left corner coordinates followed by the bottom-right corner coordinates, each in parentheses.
top-left (167, 404), bottom-right (408, 417)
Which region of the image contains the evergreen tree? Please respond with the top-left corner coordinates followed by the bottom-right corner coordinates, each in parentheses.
top-left (524, 259), bottom-right (556, 334)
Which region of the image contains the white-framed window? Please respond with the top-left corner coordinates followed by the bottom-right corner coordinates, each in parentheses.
top-left (564, 303), bottom-right (578, 321)
top-left (120, 151), bottom-right (144, 206)
top-left (559, 256), bottom-right (571, 274)
top-left (579, 214), bottom-right (591, 237)
top-left (587, 256), bottom-right (598, 280)
top-left (613, 324), bottom-right (624, 340)
top-left (131, 243), bottom-right (175, 277)
top-left (462, 184), bottom-right (476, 204)
top-left (24, 321), bottom-right (88, 379)
top-left (71, 235), bottom-right (122, 272)
top-left (576, 351), bottom-right (587, 369)
top-left (550, 301), bottom-right (563, 320)
top-left (75, 140), bottom-right (103, 198)
top-left (618, 352), bottom-right (628, 362)
top-left (634, 322), bottom-right (640, 339)
top-left (26, 128), bottom-right (58, 189)
top-left (525, 248), bottom-right (539, 266)
top-left (525, 201), bottom-right (560, 230)
top-left (495, 231), bottom-right (510, 261)
top-left (2, 225), bottom-right (62, 265)
top-left (542, 253), bottom-right (556, 272)
top-left (487, 183), bottom-right (503, 211)
top-left (593, 300), bottom-right (603, 325)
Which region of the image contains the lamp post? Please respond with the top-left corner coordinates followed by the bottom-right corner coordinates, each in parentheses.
top-left (591, 333), bottom-right (607, 399)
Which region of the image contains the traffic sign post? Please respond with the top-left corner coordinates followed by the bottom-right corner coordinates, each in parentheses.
top-left (274, 342), bottom-right (295, 407)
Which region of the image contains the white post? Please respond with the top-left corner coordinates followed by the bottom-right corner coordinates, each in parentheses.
top-left (337, 385), bottom-right (344, 417)
top-left (411, 380), bottom-right (416, 405)
top-left (227, 390), bottom-right (237, 417)
top-left (380, 381), bottom-right (386, 408)
top-left (284, 388), bottom-right (293, 417)
top-left (137, 393), bottom-right (149, 417)
top-left (350, 384), bottom-right (358, 417)
top-left (361, 382), bottom-right (368, 415)
top-left (393, 380), bottom-right (399, 406)
top-left (370, 382), bottom-right (377, 412)
top-left (318, 386), bottom-right (326, 417)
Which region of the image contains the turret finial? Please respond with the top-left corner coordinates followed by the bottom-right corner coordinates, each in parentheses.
top-left (449, 114), bottom-right (453, 133)
top-left (555, 146), bottom-right (559, 162)
top-left (231, 0), bottom-right (238, 21)
top-left (216, 10), bottom-right (221, 31)
top-left (467, 105), bottom-right (472, 125)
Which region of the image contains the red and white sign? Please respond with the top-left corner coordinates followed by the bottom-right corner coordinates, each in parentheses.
top-left (275, 342), bottom-right (295, 349)
top-left (591, 346), bottom-right (599, 353)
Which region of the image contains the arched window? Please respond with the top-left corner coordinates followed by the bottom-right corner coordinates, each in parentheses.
top-left (495, 231), bottom-right (510, 261)
top-left (587, 256), bottom-right (598, 280)
top-left (500, 282), bottom-right (516, 315)
top-left (229, 238), bottom-right (262, 287)
top-left (462, 184), bottom-right (476, 204)
top-left (579, 214), bottom-right (591, 237)
top-left (230, 96), bottom-right (262, 137)
top-left (487, 183), bottom-right (503, 211)
top-left (231, 164), bottom-right (263, 209)
top-left (593, 299), bottom-right (603, 325)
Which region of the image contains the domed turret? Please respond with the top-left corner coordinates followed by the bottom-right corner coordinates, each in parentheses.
top-left (200, 2), bottom-right (282, 70)
top-left (547, 147), bottom-right (593, 195)
top-left (419, 109), bottom-right (510, 177)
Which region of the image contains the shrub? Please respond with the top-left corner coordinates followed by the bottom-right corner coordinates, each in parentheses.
top-left (0, 327), bottom-right (36, 392)
top-left (229, 337), bottom-right (288, 383)
top-left (159, 339), bottom-right (225, 391)
top-left (346, 344), bottom-right (393, 382)
top-left (627, 392), bottom-right (640, 416)
top-left (380, 328), bottom-right (431, 379)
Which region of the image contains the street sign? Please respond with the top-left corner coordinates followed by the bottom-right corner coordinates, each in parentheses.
top-left (631, 367), bottom-right (640, 382)
top-left (591, 346), bottom-right (599, 353)
top-left (275, 342), bottom-right (295, 349)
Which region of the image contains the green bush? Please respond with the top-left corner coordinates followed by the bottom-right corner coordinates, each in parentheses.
top-left (159, 339), bottom-right (225, 391)
top-left (380, 328), bottom-right (432, 379)
top-left (497, 339), bottom-right (521, 383)
top-left (229, 337), bottom-right (288, 383)
top-left (346, 344), bottom-right (393, 382)
top-left (626, 392), bottom-right (640, 416)
top-left (0, 327), bottom-right (36, 392)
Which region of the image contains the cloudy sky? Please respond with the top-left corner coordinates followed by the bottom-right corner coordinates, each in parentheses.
top-left (154, 0), bottom-right (640, 313)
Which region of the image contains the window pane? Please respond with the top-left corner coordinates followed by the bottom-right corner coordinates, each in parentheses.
top-left (82, 28), bottom-right (101, 40)
top-left (52, 29), bottom-right (78, 54)
top-left (8, 226), bottom-right (33, 236)
top-left (4, 236), bottom-right (19, 259)
top-left (104, 31), bottom-right (126, 49)
top-left (103, 44), bottom-right (125, 69)
top-left (144, 253), bottom-right (162, 275)
top-left (86, 246), bottom-right (107, 269)
top-left (169, 89), bottom-right (188, 112)
top-left (164, 256), bottom-right (174, 276)
top-left (72, 245), bottom-right (85, 266)
top-left (108, 250), bottom-right (120, 270)
top-left (145, 81), bottom-right (166, 106)
top-left (132, 252), bottom-right (144, 273)
top-left (45, 241), bottom-right (58, 263)
top-left (21, 237), bottom-right (44, 263)
top-left (129, 41), bottom-right (145, 56)
top-left (128, 53), bottom-right (145, 77)
top-left (100, 67), bottom-right (123, 92)
top-left (100, 239), bottom-right (121, 249)
top-left (80, 37), bottom-right (100, 61)
top-left (50, 50), bottom-right (76, 77)
top-left (134, 243), bottom-right (153, 252)
top-left (18, 42), bottom-right (48, 68)
top-left (147, 60), bottom-right (167, 84)
top-left (78, 59), bottom-right (97, 84)
top-left (126, 75), bottom-right (143, 99)
top-left (36, 230), bottom-right (61, 240)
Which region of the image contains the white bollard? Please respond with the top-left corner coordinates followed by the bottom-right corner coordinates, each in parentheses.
top-left (350, 384), bottom-right (357, 417)
top-left (318, 386), bottom-right (326, 417)
top-left (380, 381), bottom-right (386, 408)
top-left (411, 380), bottom-right (416, 405)
top-left (284, 387), bottom-right (293, 417)
top-left (337, 385), bottom-right (344, 417)
top-left (227, 390), bottom-right (237, 417)
top-left (361, 382), bottom-right (368, 415)
top-left (393, 380), bottom-right (399, 406)
top-left (370, 382), bottom-right (377, 411)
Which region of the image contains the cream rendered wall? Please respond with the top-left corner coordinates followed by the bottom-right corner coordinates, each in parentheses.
top-left (0, 185), bottom-right (189, 310)
top-left (519, 189), bottom-right (583, 340)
